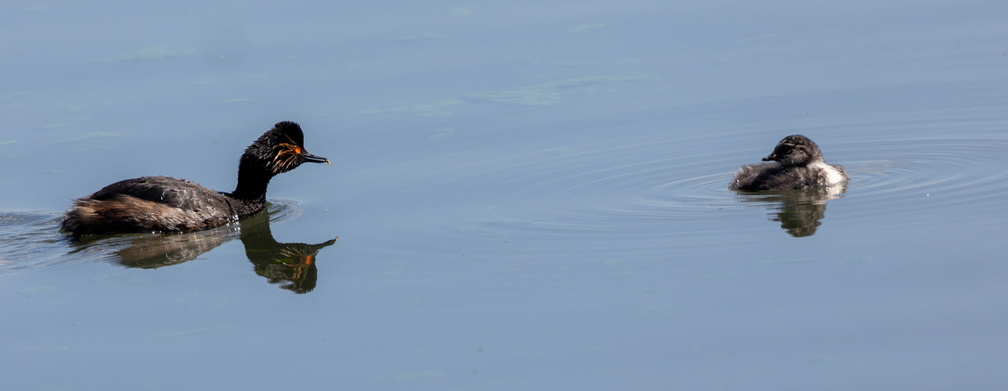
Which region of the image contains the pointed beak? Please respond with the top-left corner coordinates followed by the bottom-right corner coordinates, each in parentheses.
top-left (762, 153), bottom-right (777, 162)
top-left (303, 152), bottom-right (331, 165)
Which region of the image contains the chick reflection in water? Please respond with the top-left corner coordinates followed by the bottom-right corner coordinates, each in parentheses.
top-left (96, 204), bottom-right (338, 293)
top-left (735, 187), bottom-right (846, 237)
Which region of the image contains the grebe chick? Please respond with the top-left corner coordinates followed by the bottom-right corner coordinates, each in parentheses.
top-left (62, 121), bottom-right (329, 238)
top-left (729, 134), bottom-right (848, 191)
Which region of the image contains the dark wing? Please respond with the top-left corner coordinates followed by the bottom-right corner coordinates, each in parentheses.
top-left (730, 163), bottom-right (786, 191)
top-left (64, 176), bottom-right (239, 236)
top-left (88, 176), bottom-right (231, 212)
top-left (730, 163), bottom-right (826, 191)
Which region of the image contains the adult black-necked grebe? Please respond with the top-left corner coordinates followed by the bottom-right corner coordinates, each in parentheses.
top-left (729, 135), bottom-right (848, 191)
top-left (62, 121), bottom-right (329, 238)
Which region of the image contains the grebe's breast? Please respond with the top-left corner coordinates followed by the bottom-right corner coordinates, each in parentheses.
top-left (809, 162), bottom-right (849, 187)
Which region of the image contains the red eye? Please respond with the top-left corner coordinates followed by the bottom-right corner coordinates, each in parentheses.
top-left (295, 146), bottom-right (303, 154)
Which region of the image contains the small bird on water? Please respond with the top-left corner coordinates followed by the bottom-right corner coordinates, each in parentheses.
top-left (62, 121), bottom-right (329, 239)
top-left (729, 134), bottom-right (848, 191)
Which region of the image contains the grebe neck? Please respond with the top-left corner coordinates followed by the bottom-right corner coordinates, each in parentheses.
top-left (229, 158), bottom-right (274, 202)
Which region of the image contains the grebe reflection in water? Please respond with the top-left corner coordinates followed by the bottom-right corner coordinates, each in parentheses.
top-left (70, 203), bottom-right (338, 294)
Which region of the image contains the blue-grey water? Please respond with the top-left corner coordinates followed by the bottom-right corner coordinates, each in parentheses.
top-left (3, 1), bottom-right (1008, 390)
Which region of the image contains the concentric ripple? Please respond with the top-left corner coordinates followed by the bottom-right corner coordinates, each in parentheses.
top-left (838, 137), bottom-right (1008, 216)
top-left (461, 128), bottom-right (1008, 242)
top-left (263, 199), bottom-right (307, 224)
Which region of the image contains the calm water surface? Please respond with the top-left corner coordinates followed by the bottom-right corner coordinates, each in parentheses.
top-left (3, 1), bottom-right (1008, 390)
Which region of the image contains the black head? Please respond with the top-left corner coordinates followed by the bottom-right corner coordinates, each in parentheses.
top-left (243, 121), bottom-right (330, 175)
top-left (230, 121), bottom-right (329, 203)
top-left (761, 135), bottom-right (824, 166)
